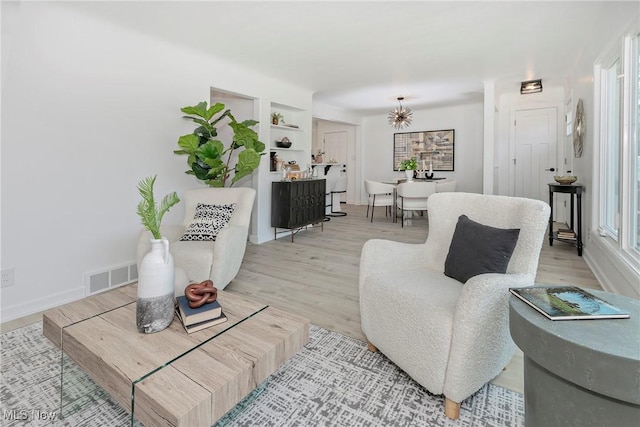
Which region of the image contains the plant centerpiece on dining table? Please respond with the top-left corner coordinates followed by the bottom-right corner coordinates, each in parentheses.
top-left (399, 157), bottom-right (418, 181)
top-left (175, 101), bottom-right (266, 187)
top-left (135, 175), bottom-right (180, 334)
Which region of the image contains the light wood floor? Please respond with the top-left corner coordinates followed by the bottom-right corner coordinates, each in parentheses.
top-left (2, 203), bottom-right (601, 396)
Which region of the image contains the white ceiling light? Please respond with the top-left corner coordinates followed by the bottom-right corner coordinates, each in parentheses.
top-left (388, 97), bottom-right (413, 129)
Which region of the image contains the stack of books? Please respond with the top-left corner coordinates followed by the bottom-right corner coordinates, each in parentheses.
top-left (175, 296), bottom-right (227, 334)
top-left (557, 228), bottom-right (577, 240)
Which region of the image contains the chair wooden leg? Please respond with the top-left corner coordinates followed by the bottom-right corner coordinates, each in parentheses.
top-left (444, 398), bottom-right (461, 419)
top-left (367, 342), bottom-right (378, 352)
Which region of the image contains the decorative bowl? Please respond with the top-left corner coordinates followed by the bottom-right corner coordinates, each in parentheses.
top-left (276, 137), bottom-right (292, 148)
top-left (554, 175), bottom-right (577, 185)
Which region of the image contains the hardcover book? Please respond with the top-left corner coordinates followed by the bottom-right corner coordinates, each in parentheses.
top-left (557, 228), bottom-right (577, 240)
top-left (175, 310), bottom-right (228, 334)
top-left (175, 296), bottom-right (222, 326)
top-left (510, 286), bottom-right (630, 320)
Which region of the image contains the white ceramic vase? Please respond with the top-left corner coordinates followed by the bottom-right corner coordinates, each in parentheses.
top-left (405, 170), bottom-right (414, 181)
top-left (136, 237), bottom-right (175, 333)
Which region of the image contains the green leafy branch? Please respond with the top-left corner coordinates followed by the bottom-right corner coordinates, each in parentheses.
top-left (400, 157), bottom-right (418, 170)
top-left (136, 175), bottom-right (180, 239)
top-left (174, 101), bottom-right (265, 187)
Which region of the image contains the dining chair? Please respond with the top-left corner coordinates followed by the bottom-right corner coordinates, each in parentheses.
top-left (436, 180), bottom-right (457, 193)
top-left (396, 181), bottom-right (437, 227)
top-left (364, 180), bottom-right (395, 223)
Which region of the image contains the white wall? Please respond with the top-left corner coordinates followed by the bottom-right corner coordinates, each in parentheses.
top-left (575, 21), bottom-right (640, 299)
top-left (0, 2), bottom-right (312, 321)
top-left (312, 101), bottom-right (362, 126)
top-left (496, 86), bottom-right (566, 198)
top-left (360, 102), bottom-right (484, 201)
top-left (493, 17), bottom-right (639, 299)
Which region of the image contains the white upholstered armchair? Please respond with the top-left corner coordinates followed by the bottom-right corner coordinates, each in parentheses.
top-left (359, 192), bottom-right (550, 419)
top-left (137, 187), bottom-right (256, 291)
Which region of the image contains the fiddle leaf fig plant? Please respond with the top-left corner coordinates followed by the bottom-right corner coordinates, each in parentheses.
top-left (175, 101), bottom-right (266, 187)
top-left (136, 175), bottom-right (180, 240)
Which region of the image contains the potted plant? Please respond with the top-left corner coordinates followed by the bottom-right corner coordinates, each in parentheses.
top-left (136, 175), bottom-right (180, 239)
top-left (399, 157), bottom-right (418, 181)
top-left (135, 175), bottom-right (180, 334)
top-left (175, 101), bottom-right (266, 187)
top-left (271, 112), bottom-right (284, 125)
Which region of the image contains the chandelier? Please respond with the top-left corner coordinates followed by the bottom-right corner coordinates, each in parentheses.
top-left (388, 97), bottom-right (413, 129)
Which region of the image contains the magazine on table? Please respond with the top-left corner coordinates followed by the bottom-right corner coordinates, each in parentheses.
top-left (509, 286), bottom-right (630, 320)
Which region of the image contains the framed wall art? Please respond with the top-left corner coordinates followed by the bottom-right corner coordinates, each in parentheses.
top-left (393, 129), bottom-right (455, 171)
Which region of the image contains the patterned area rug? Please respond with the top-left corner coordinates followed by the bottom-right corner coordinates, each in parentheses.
top-left (1, 322), bottom-right (524, 426)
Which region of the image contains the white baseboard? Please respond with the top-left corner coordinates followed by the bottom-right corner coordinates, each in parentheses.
top-left (1, 286), bottom-right (85, 323)
top-left (583, 232), bottom-right (640, 299)
top-left (250, 231), bottom-right (276, 244)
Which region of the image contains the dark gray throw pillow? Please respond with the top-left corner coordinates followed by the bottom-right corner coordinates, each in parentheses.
top-left (444, 214), bottom-right (520, 283)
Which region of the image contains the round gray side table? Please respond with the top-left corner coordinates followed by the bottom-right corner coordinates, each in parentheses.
top-left (509, 288), bottom-right (640, 427)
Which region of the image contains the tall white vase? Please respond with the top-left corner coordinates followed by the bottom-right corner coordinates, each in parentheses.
top-left (136, 237), bottom-right (175, 333)
top-left (405, 170), bottom-right (414, 181)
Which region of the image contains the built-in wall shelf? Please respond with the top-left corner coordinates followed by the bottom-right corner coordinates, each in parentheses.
top-left (270, 102), bottom-right (310, 171)
top-left (271, 124), bottom-right (302, 132)
top-left (272, 148), bottom-right (305, 152)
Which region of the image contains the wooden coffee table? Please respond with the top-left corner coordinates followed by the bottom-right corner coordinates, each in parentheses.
top-left (43, 284), bottom-right (309, 426)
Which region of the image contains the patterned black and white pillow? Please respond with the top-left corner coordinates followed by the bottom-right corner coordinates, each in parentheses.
top-left (180, 203), bottom-right (237, 241)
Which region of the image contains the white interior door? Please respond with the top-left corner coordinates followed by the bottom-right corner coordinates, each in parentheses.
top-left (323, 131), bottom-right (348, 201)
top-left (514, 108), bottom-right (558, 208)
top-left (323, 131), bottom-right (347, 164)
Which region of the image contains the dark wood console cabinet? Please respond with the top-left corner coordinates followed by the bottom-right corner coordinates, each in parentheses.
top-left (272, 179), bottom-right (326, 241)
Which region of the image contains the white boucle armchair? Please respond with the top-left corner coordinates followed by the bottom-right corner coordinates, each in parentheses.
top-left (137, 187), bottom-right (256, 291)
top-left (359, 192), bottom-right (550, 419)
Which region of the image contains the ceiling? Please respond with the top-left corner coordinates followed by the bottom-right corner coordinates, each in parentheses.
top-left (65, 1), bottom-right (638, 114)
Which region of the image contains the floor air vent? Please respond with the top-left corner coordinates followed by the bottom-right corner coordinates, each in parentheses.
top-left (86, 262), bottom-right (138, 295)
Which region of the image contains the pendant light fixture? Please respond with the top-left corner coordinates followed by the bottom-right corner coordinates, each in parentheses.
top-left (388, 97), bottom-right (413, 129)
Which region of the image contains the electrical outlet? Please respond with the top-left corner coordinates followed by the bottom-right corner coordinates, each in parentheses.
top-left (1, 268), bottom-right (15, 288)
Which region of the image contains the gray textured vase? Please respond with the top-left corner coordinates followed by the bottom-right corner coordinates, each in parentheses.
top-left (136, 237), bottom-right (175, 333)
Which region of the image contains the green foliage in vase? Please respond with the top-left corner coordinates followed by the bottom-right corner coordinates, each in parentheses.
top-left (175, 101), bottom-right (266, 187)
top-left (136, 175), bottom-right (180, 240)
top-left (399, 157), bottom-right (418, 170)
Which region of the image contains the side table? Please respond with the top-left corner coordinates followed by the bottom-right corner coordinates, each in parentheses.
top-left (510, 288), bottom-right (640, 427)
top-left (548, 183), bottom-right (583, 256)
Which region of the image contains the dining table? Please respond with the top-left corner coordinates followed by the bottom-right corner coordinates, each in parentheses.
top-left (383, 177), bottom-right (448, 224)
